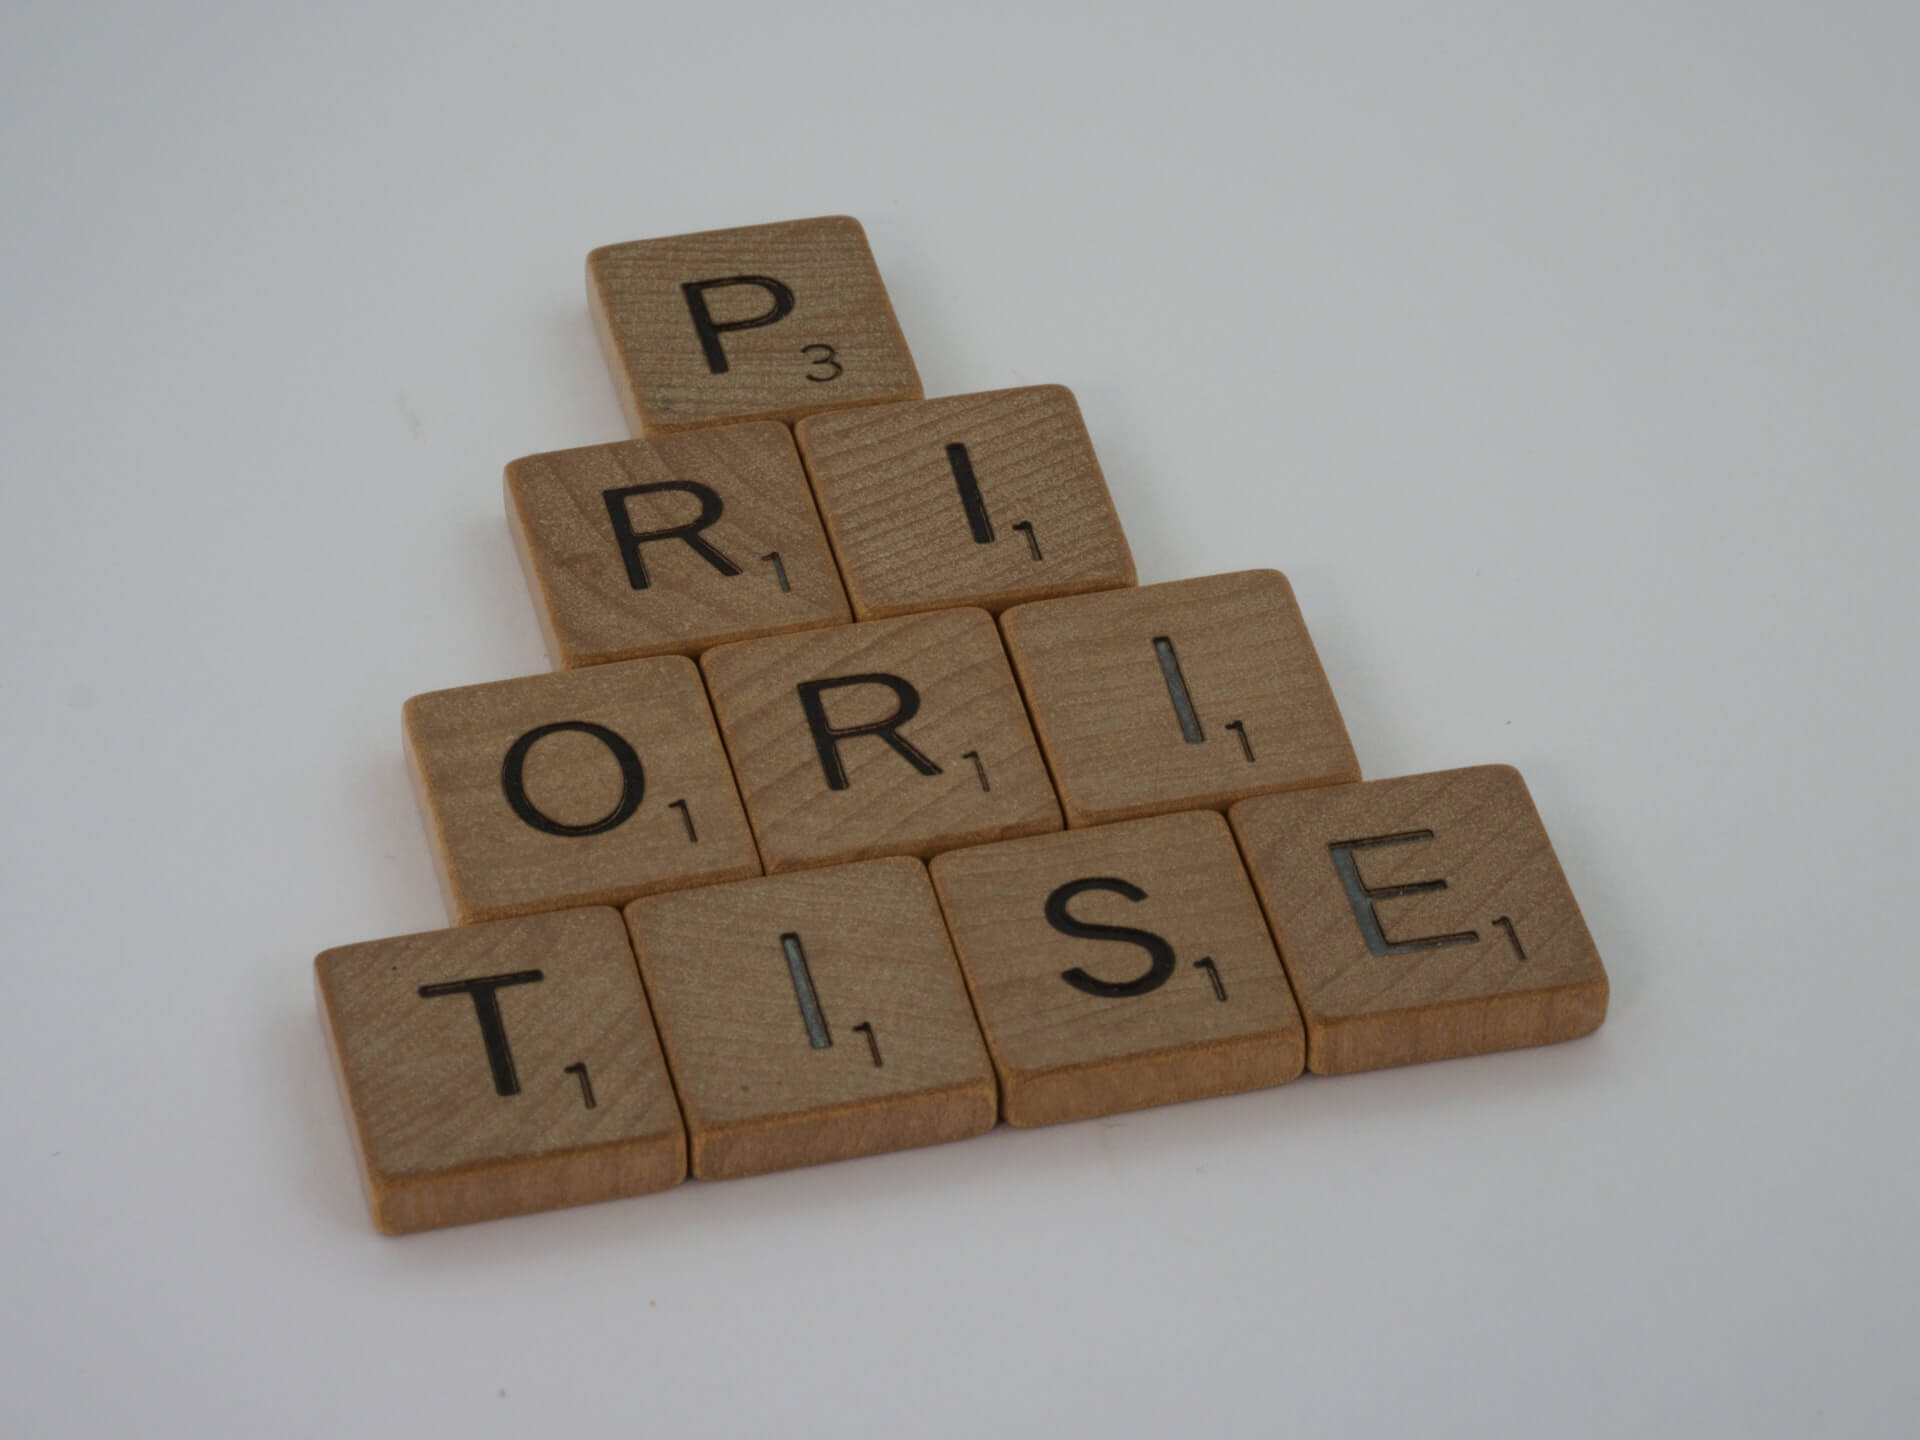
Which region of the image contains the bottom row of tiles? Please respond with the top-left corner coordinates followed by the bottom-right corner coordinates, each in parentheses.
top-left (317, 765), bottom-right (1609, 1234)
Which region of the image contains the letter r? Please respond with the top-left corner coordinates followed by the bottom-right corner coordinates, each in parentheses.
top-left (795, 673), bottom-right (943, 790)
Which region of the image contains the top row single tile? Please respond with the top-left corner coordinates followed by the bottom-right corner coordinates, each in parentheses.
top-left (589, 216), bottom-right (922, 436)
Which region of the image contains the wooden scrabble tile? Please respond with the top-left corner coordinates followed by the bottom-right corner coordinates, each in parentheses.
top-left (588, 216), bottom-right (922, 436)
top-left (315, 907), bottom-right (685, 1233)
top-left (404, 656), bottom-right (760, 924)
top-left (624, 858), bottom-right (997, 1179)
top-left (506, 422), bottom-right (850, 668)
top-left (929, 811), bottom-right (1304, 1126)
top-left (1000, 569), bottom-right (1361, 828)
top-left (1230, 765), bottom-right (1608, 1074)
top-left (700, 607), bottom-right (1061, 872)
top-left (793, 385), bottom-right (1135, 619)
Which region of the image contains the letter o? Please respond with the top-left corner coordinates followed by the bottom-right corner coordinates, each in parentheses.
top-left (500, 721), bottom-right (645, 837)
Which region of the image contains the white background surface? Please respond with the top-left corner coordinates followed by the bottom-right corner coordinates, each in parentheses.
top-left (3, 4), bottom-right (1915, 1435)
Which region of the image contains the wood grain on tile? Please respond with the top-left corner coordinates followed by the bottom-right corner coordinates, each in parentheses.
top-left (700, 606), bottom-right (1061, 872)
top-left (404, 655), bottom-right (760, 924)
top-left (1230, 765), bottom-right (1608, 1074)
top-left (506, 422), bottom-right (850, 668)
top-left (930, 810), bottom-right (1303, 1126)
top-left (624, 858), bottom-right (997, 1179)
top-left (588, 216), bottom-right (921, 436)
top-left (794, 385), bottom-right (1134, 619)
top-left (315, 907), bottom-right (685, 1233)
top-left (1000, 569), bottom-right (1361, 828)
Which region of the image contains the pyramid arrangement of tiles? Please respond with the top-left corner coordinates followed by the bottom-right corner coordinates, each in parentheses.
top-left (316, 216), bottom-right (1610, 1235)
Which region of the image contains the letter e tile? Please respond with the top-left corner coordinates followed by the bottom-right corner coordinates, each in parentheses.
top-left (1230, 765), bottom-right (1609, 1074)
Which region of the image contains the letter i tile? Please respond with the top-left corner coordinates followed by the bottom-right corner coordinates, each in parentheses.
top-left (1230, 765), bottom-right (1609, 1074)
top-left (624, 858), bottom-right (997, 1179)
top-left (315, 908), bottom-right (686, 1233)
top-left (1000, 569), bottom-right (1361, 827)
top-left (794, 384), bottom-right (1134, 619)
top-left (930, 811), bottom-right (1304, 1126)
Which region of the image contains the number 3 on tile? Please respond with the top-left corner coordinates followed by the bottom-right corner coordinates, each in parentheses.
top-left (802, 344), bottom-right (842, 382)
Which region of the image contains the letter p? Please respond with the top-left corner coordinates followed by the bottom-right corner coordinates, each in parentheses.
top-left (682, 275), bottom-right (796, 374)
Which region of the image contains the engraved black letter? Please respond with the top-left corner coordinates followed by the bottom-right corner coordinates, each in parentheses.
top-left (1046, 877), bottom-right (1178, 998)
top-left (501, 721), bottom-right (645, 836)
top-left (780, 932), bottom-right (832, 1050)
top-left (796, 674), bottom-right (943, 790)
top-left (947, 443), bottom-right (995, 544)
top-left (1328, 831), bottom-right (1480, 956)
top-left (1153, 636), bottom-right (1205, 744)
top-left (681, 275), bottom-right (795, 374)
top-left (602, 481), bottom-right (739, 589)
top-left (417, 970), bottom-right (545, 1096)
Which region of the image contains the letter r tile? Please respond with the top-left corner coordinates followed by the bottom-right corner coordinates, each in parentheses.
top-left (588, 216), bottom-right (922, 436)
top-left (700, 607), bottom-right (1062, 872)
top-left (506, 422), bottom-right (850, 667)
top-left (1000, 570), bottom-right (1362, 827)
top-left (1230, 765), bottom-right (1609, 1074)
top-left (315, 908), bottom-right (685, 1233)
top-left (403, 656), bottom-right (760, 924)
top-left (930, 811), bottom-right (1304, 1126)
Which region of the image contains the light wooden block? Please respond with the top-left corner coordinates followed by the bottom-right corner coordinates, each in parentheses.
top-left (315, 907), bottom-right (685, 1233)
top-left (1000, 569), bottom-right (1361, 828)
top-left (588, 216), bottom-right (922, 436)
top-left (700, 607), bottom-right (1061, 872)
top-left (793, 385), bottom-right (1135, 619)
top-left (929, 811), bottom-right (1304, 1126)
top-left (506, 422), bottom-right (850, 668)
top-left (1230, 765), bottom-right (1608, 1074)
top-left (624, 858), bottom-right (998, 1179)
top-left (404, 656), bottom-right (760, 924)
